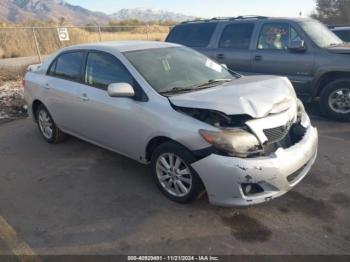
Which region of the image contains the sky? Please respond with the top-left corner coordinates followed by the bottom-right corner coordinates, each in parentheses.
top-left (66, 0), bottom-right (317, 18)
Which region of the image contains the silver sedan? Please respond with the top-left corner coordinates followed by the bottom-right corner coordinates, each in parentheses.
top-left (24, 41), bottom-right (318, 206)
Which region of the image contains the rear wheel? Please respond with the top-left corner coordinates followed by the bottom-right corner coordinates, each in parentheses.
top-left (151, 142), bottom-right (203, 204)
top-left (320, 78), bottom-right (350, 120)
top-left (36, 105), bottom-right (67, 143)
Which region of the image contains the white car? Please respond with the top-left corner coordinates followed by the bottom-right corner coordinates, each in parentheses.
top-left (24, 41), bottom-right (318, 207)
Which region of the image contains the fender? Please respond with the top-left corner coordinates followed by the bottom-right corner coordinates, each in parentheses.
top-left (311, 67), bottom-right (350, 98)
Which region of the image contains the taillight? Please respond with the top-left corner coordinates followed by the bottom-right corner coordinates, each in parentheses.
top-left (22, 79), bottom-right (26, 87)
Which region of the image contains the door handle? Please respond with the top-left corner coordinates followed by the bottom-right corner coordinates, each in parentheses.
top-left (216, 53), bottom-right (225, 59)
top-left (44, 83), bottom-right (50, 89)
top-left (80, 93), bottom-right (89, 101)
top-left (254, 55), bottom-right (263, 61)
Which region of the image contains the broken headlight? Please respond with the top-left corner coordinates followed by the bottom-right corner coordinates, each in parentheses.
top-left (297, 99), bottom-right (310, 127)
top-left (199, 128), bottom-right (262, 157)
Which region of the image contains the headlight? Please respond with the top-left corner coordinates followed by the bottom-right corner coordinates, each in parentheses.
top-left (199, 128), bottom-right (262, 157)
top-left (297, 99), bottom-right (310, 127)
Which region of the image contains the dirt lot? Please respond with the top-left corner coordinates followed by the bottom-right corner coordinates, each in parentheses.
top-left (0, 80), bottom-right (27, 120)
top-left (0, 65), bottom-right (28, 121)
top-left (0, 111), bottom-right (349, 257)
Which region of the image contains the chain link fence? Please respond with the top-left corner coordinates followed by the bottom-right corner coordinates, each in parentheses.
top-left (0, 25), bottom-right (171, 64)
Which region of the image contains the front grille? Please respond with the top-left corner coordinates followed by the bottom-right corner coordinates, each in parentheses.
top-left (263, 123), bottom-right (291, 144)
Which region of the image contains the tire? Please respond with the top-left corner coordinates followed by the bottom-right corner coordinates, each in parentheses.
top-left (35, 104), bottom-right (67, 144)
top-left (319, 78), bottom-right (350, 120)
top-left (151, 141), bottom-right (204, 204)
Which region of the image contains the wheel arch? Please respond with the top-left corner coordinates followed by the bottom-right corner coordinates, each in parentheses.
top-left (314, 71), bottom-right (350, 97)
top-left (32, 99), bottom-right (44, 122)
top-left (145, 136), bottom-right (212, 163)
top-left (145, 136), bottom-right (180, 162)
top-left (148, 136), bottom-right (207, 200)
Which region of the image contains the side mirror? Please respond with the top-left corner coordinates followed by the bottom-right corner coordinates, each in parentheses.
top-left (107, 83), bottom-right (135, 98)
top-left (221, 64), bottom-right (228, 69)
top-left (288, 40), bottom-right (306, 52)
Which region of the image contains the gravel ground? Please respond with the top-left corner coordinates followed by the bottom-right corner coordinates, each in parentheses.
top-left (0, 114), bottom-right (349, 256)
top-left (0, 80), bottom-right (28, 121)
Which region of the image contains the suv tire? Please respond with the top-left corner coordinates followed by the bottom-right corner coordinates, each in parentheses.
top-left (151, 142), bottom-right (204, 204)
top-left (319, 78), bottom-right (350, 120)
top-left (36, 104), bottom-right (67, 143)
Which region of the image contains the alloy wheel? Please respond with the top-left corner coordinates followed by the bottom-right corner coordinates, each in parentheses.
top-left (328, 87), bottom-right (350, 114)
top-left (38, 109), bottom-right (53, 139)
top-left (155, 153), bottom-right (193, 197)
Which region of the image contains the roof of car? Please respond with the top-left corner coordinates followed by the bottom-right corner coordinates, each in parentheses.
top-left (63, 41), bottom-right (180, 53)
top-left (180, 16), bottom-right (313, 24)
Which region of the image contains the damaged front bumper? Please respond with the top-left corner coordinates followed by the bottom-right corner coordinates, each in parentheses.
top-left (191, 125), bottom-right (318, 207)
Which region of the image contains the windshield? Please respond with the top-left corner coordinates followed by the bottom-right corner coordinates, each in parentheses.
top-left (299, 20), bottom-right (343, 48)
top-left (123, 47), bottom-right (236, 94)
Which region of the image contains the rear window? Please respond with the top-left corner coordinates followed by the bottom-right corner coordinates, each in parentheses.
top-left (219, 23), bottom-right (254, 49)
top-left (166, 22), bottom-right (218, 47)
top-left (49, 52), bottom-right (83, 81)
top-left (333, 29), bottom-right (350, 42)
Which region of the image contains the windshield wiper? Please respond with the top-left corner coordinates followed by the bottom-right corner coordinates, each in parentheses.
top-left (159, 78), bottom-right (233, 95)
top-left (159, 87), bottom-right (197, 95)
top-left (196, 78), bottom-right (232, 88)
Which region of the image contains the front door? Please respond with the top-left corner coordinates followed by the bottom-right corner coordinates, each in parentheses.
top-left (74, 51), bottom-right (144, 159)
top-left (251, 22), bottom-right (315, 96)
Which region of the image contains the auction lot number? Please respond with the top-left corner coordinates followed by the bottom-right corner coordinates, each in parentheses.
top-left (57, 28), bottom-right (70, 41)
top-left (127, 255), bottom-right (219, 261)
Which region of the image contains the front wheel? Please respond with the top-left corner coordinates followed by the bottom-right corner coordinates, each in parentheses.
top-left (319, 78), bottom-right (350, 120)
top-left (151, 142), bottom-right (204, 204)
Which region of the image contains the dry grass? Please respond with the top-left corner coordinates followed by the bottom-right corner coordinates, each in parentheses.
top-left (0, 25), bottom-right (169, 119)
top-left (0, 66), bottom-right (27, 84)
top-left (0, 26), bottom-right (170, 58)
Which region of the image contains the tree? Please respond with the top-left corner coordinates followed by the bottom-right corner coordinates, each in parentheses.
top-left (311, 0), bottom-right (350, 25)
top-left (59, 17), bottom-right (66, 26)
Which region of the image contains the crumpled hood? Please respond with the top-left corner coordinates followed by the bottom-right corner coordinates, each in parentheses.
top-left (169, 75), bottom-right (296, 118)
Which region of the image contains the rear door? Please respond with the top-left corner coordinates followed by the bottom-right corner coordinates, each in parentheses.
top-left (250, 22), bottom-right (315, 96)
top-left (45, 51), bottom-right (85, 132)
top-left (212, 22), bottom-right (255, 73)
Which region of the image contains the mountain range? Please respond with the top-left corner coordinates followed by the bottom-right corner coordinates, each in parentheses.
top-left (0, 0), bottom-right (195, 24)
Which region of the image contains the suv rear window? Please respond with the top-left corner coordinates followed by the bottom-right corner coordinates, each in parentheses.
top-left (219, 23), bottom-right (254, 49)
top-left (166, 22), bottom-right (218, 47)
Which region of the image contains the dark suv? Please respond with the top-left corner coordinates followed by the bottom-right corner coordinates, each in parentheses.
top-left (166, 16), bottom-right (350, 120)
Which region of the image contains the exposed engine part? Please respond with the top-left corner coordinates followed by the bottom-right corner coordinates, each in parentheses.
top-left (174, 105), bottom-right (307, 158)
top-left (262, 122), bottom-right (307, 156)
top-left (173, 105), bottom-right (252, 128)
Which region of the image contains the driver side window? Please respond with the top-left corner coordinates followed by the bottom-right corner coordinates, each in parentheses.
top-left (257, 23), bottom-right (303, 50)
top-left (84, 52), bottom-right (134, 90)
